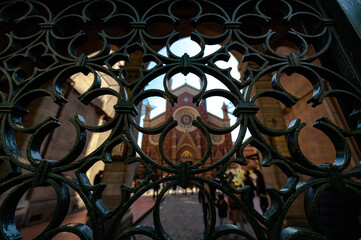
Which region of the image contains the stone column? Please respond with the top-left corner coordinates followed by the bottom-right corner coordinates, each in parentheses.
top-left (252, 70), bottom-right (308, 227)
top-left (171, 131), bottom-right (177, 160)
top-left (222, 102), bottom-right (230, 127)
top-left (196, 133), bottom-right (202, 160)
top-left (101, 142), bottom-right (135, 235)
top-left (100, 58), bottom-right (143, 236)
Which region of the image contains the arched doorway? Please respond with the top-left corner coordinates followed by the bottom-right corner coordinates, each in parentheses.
top-left (180, 150), bottom-right (194, 164)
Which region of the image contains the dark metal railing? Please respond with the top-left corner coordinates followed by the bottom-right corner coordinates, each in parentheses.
top-left (0, 0), bottom-right (360, 239)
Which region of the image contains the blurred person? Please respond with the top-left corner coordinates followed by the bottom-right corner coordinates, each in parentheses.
top-left (243, 170), bottom-right (256, 207)
top-left (199, 182), bottom-right (211, 228)
top-left (152, 174), bottom-right (160, 200)
top-left (94, 170), bottom-right (104, 185)
top-left (254, 169), bottom-right (268, 213)
top-left (215, 194), bottom-right (228, 225)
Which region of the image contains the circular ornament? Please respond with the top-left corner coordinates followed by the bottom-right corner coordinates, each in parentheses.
top-left (174, 109), bottom-right (197, 131)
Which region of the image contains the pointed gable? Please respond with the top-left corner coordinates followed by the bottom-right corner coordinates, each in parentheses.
top-left (214, 147), bottom-right (224, 161)
top-left (177, 130), bottom-right (197, 151)
top-left (172, 83), bottom-right (200, 96)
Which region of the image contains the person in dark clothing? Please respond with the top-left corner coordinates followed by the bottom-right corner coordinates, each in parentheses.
top-left (209, 177), bottom-right (217, 201)
top-left (198, 182), bottom-right (211, 228)
top-left (152, 174), bottom-right (160, 200)
top-left (172, 184), bottom-right (177, 195)
top-left (215, 194), bottom-right (228, 225)
top-left (94, 171), bottom-right (104, 185)
top-left (243, 170), bottom-right (256, 207)
top-left (254, 169), bottom-right (269, 213)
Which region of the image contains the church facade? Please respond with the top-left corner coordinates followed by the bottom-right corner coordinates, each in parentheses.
top-left (140, 83), bottom-right (258, 177)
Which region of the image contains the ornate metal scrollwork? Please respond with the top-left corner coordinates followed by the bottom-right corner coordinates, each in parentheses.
top-left (0, 0), bottom-right (360, 239)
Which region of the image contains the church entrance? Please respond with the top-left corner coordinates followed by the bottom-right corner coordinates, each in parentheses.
top-left (180, 151), bottom-right (193, 164)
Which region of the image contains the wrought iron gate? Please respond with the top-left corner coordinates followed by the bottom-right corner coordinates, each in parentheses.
top-left (0, 0), bottom-right (360, 239)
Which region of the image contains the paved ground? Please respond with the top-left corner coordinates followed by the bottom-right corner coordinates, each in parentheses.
top-left (136, 189), bottom-right (257, 240)
top-left (20, 210), bottom-right (88, 240)
top-left (19, 189), bottom-right (258, 239)
top-left (20, 195), bottom-right (156, 240)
